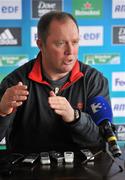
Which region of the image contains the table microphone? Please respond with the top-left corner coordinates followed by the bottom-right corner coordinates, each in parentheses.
top-left (81, 148), bottom-right (124, 172)
top-left (86, 96), bottom-right (122, 157)
top-left (81, 150), bottom-right (103, 165)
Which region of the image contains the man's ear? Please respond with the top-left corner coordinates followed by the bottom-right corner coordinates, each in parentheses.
top-left (37, 39), bottom-right (43, 49)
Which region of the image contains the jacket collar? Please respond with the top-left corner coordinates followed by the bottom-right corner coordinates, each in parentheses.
top-left (28, 53), bottom-right (84, 87)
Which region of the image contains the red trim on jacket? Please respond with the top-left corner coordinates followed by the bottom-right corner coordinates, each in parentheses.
top-left (28, 54), bottom-right (50, 86)
top-left (28, 53), bottom-right (84, 89)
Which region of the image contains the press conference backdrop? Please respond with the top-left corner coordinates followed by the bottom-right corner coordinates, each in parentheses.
top-left (0, 0), bottom-right (125, 149)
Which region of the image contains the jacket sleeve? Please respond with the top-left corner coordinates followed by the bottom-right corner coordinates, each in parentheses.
top-left (67, 112), bottom-right (104, 149)
top-left (66, 68), bottom-right (110, 150)
top-left (0, 113), bottom-right (16, 141)
top-left (0, 76), bottom-right (17, 141)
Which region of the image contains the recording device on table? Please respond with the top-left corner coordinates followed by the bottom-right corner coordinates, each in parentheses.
top-left (86, 96), bottom-right (123, 171)
top-left (3, 153), bottom-right (24, 165)
top-left (40, 152), bottom-right (51, 165)
top-left (81, 149), bottom-right (94, 161)
top-left (80, 149), bottom-right (95, 166)
top-left (64, 151), bottom-right (74, 163)
top-left (49, 151), bottom-right (74, 164)
top-left (50, 151), bottom-right (64, 164)
top-left (0, 153), bottom-right (25, 176)
top-left (22, 153), bottom-right (39, 164)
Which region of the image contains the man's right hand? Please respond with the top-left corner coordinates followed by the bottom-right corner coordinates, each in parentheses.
top-left (0, 82), bottom-right (29, 116)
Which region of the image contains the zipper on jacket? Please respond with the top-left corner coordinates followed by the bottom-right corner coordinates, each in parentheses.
top-left (54, 87), bottom-right (60, 95)
top-left (57, 76), bottom-right (83, 96)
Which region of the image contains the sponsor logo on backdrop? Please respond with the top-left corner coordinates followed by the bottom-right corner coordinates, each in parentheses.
top-left (79, 26), bottom-right (103, 46)
top-left (112, 72), bottom-right (125, 91)
top-left (84, 54), bottom-right (120, 64)
top-left (31, 27), bottom-right (37, 47)
top-left (0, 28), bottom-right (21, 46)
top-left (0, 55), bottom-right (28, 67)
top-left (0, 0), bottom-right (22, 19)
top-left (72, 0), bottom-right (102, 18)
top-left (115, 124), bottom-right (125, 141)
top-left (112, 26), bottom-right (125, 44)
top-left (112, 0), bottom-right (125, 18)
top-left (111, 98), bottom-right (125, 117)
top-left (31, 0), bottom-right (63, 19)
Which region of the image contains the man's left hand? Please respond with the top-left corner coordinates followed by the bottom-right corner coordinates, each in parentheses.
top-left (48, 91), bottom-right (74, 123)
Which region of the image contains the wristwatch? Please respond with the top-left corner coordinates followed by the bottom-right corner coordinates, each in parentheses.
top-left (74, 109), bottom-right (80, 120)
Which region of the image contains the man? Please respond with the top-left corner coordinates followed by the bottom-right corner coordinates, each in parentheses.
top-left (0, 11), bottom-right (110, 153)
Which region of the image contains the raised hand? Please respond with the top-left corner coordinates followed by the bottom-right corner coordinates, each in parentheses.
top-left (48, 91), bottom-right (74, 123)
top-left (0, 82), bottom-right (29, 116)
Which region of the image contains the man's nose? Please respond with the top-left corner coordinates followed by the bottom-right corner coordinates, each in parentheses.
top-left (64, 43), bottom-right (74, 55)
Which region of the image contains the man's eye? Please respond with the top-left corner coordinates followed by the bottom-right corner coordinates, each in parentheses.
top-left (55, 42), bottom-right (65, 46)
top-left (73, 41), bottom-right (79, 46)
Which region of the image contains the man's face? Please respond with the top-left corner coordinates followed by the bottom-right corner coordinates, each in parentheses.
top-left (38, 18), bottom-right (79, 79)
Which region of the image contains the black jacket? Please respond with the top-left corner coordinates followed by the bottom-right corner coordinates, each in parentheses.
top-left (0, 53), bottom-right (110, 153)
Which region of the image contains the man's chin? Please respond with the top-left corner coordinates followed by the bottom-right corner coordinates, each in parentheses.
top-left (63, 63), bottom-right (75, 70)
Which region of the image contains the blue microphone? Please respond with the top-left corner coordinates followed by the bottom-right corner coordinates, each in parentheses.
top-left (87, 96), bottom-right (121, 157)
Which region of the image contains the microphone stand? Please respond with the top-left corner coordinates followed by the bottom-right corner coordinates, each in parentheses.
top-left (81, 150), bottom-right (103, 165)
top-left (105, 144), bottom-right (124, 172)
top-left (81, 145), bottom-right (124, 172)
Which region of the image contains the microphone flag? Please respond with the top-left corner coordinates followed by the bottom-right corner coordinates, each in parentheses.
top-left (87, 96), bottom-right (113, 125)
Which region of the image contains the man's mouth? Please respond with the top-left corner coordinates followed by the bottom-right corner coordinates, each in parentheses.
top-left (64, 59), bottom-right (74, 65)
top-left (64, 55), bottom-right (76, 65)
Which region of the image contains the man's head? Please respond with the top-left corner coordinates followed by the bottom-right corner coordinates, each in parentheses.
top-left (37, 11), bottom-right (79, 80)
top-left (37, 11), bottom-right (79, 45)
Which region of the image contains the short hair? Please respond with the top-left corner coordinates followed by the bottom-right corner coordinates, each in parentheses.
top-left (37, 11), bottom-right (78, 44)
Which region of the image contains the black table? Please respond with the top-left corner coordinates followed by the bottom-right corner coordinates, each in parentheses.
top-left (0, 149), bottom-right (125, 180)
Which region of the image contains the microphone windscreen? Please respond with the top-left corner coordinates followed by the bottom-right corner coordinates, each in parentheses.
top-left (87, 96), bottom-right (113, 125)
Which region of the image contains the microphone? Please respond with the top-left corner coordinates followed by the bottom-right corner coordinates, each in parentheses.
top-left (87, 96), bottom-right (122, 157)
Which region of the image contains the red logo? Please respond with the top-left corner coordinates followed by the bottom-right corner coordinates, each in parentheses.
top-left (84, 2), bottom-right (92, 9)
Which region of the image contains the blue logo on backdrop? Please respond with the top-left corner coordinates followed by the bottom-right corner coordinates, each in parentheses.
top-left (0, 0), bottom-right (22, 19)
top-left (1, 6), bottom-right (19, 13)
top-left (113, 104), bottom-right (125, 111)
top-left (115, 78), bottom-right (125, 86)
top-left (83, 33), bottom-right (100, 40)
top-left (112, 0), bottom-right (125, 19)
top-left (115, 4), bottom-right (125, 12)
top-left (79, 26), bottom-right (103, 46)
